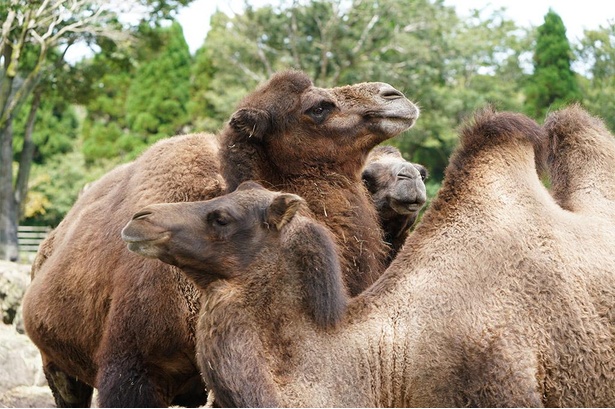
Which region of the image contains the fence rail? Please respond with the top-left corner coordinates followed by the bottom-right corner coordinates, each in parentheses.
top-left (18, 225), bottom-right (51, 254)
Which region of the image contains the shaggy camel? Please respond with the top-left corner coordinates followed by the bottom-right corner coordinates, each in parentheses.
top-left (362, 145), bottom-right (427, 261)
top-left (22, 71), bottom-right (418, 407)
top-left (218, 71), bottom-right (419, 295)
top-left (123, 105), bottom-right (615, 407)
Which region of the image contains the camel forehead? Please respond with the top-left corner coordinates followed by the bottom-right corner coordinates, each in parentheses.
top-left (223, 186), bottom-right (277, 207)
top-left (371, 157), bottom-right (420, 178)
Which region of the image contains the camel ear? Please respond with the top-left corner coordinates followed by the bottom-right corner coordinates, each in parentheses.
top-left (267, 194), bottom-right (304, 230)
top-left (229, 108), bottom-right (271, 141)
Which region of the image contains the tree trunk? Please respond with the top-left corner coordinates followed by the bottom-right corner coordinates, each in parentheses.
top-left (15, 87), bottom-right (42, 220)
top-left (0, 120), bottom-right (19, 261)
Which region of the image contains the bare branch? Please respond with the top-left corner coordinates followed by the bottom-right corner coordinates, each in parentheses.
top-left (351, 13), bottom-right (379, 56)
top-left (0, 9), bottom-right (18, 53)
top-left (230, 55), bottom-right (265, 83)
top-left (255, 42), bottom-right (274, 77)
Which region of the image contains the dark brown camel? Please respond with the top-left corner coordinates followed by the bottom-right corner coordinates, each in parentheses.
top-left (362, 145), bottom-right (427, 261)
top-left (22, 70), bottom-right (418, 407)
top-left (124, 105), bottom-right (615, 407)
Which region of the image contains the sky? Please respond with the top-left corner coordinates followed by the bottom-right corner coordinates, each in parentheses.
top-left (176, 0), bottom-right (615, 54)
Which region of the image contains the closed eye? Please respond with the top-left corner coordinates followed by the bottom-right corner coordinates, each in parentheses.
top-left (214, 217), bottom-right (229, 226)
top-left (207, 210), bottom-right (232, 227)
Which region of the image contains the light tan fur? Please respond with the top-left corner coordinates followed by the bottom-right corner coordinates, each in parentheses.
top-left (131, 106), bottom-right (615, 407)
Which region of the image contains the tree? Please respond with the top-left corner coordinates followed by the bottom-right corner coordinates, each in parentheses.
top-left (0, 0), bottom-right (132, 260)
top-left (192, 0), bottom-right (528, 180)
top-left (525, 9), bottom-right (581, 120)
top-left (125, 22), bottom-right (191, 147)
top-left (0, 0), bottom-right (196, 260)
top-left (577, 23), bottom-right (615, 131)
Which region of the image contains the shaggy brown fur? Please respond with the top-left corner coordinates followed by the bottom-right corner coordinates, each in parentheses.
top-left (127, 106), bottom-right (615, 407)
top-left (22, 134), bottom-right (222, 407)
top-left (121, 181), bottom-right (348, 407)
top-left (220, 70), bottom-right (419, 295)
top-left (362, 145), bottom-right (427, 261)
top-left (22, 71), bottom-right (418, 407)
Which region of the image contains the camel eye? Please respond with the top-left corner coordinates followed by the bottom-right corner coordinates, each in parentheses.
top-left (208, 211), bottom-right (231, 227)
top-left (214, 217), bottom-right (228, 226)
top-left (312, 106), bottom-right (324, 116)
top-left (361, 170), bottom-right (378, 193)
top-left (306, 101), bottom-right (334, 123)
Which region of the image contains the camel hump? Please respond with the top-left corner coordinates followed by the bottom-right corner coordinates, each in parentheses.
top-left (543, 104), bottom-right (615, 217)
top-left (457, 106), bottom-right (544, 157)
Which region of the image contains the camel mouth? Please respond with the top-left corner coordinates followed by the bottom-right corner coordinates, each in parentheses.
top-left (390, 199), bottom-right (424, 215)
top-left (367, 111), bottom-right (419, 124)
top-left (121, 227), bottom-right (172, 257)
top-left (122, 231), bottom-right (171, 245)
top-left (367, 104), bottom-right (420, 137)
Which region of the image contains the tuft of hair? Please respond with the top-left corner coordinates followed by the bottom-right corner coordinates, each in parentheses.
top-left (368, 144), bottom-right (404, 160)
top-left (283, 221), bottom-right (348, 329)
top-left (541, 103), bottom-right (610, 162)
top-left (238, 70), bottom-right (313, 113)
top-left (543, 103), bottom-right (607, 139)
top-left (450, 106), bottom-right (545, 172)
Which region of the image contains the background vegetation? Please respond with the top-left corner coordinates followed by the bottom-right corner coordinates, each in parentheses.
top-left (1, 0), bottom-right (614, 259)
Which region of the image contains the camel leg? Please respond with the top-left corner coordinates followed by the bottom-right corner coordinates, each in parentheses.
top-left (44, 360), bottom-right (93, 408)
top-left (542, 104), bottom-right (615, 217)
top-left (96, 352), bottom-right (167, 407)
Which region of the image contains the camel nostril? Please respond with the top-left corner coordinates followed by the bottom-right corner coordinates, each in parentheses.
top-left (132, 210), bottom-right (152, 220)
top-left (380, 86), bottom-right (404, 100)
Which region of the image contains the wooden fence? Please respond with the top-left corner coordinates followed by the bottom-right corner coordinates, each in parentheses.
top-left (18, 225), bottom-right (51, 255)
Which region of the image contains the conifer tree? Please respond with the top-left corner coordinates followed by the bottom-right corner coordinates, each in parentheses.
top-left (525, 9), bottom-right (581, 120)
top-left (125, 22), bottom-right (191, 148)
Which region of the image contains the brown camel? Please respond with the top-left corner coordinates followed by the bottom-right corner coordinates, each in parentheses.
top-left (22, 71), bottom-right (418, 407)
top-left (218, 70), bottom-right (419, 294)
top-left (123, 105), bottom-right (615, 407)
top-left (362, 145), bottom-right (427, 261)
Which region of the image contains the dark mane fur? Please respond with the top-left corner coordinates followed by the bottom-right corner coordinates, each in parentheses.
top-left (283, 220), bottom-right (348, 328)
top-left (220, 71), bottom-right (313, 192)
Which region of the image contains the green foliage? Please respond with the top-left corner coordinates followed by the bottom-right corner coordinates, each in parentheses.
top-left (14, 0), bottom-right (615, 230)
top-left (22, 150), bottom-right (115, 226)
top-left (12, 96), bottom-right (79, 164)
top-left (187, 43), bottom-right (218, 131)
top-left (125, 22), bottom-right (191, 142)
top-left (525, 9), bottom-right (582, 120)
top-left (80, 52), bottom-right (134, 164)
top-left (576, 23), bottom-right (615, 131)
top-left (81, 21), bottom-right (192, 164)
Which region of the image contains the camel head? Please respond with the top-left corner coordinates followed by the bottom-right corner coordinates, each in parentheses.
top-left (362, 145), bottom-right (427, 218)
top-left (121, 181), bottom-right (305, 287)
top-left (220, 70), bottom-right (419, 190)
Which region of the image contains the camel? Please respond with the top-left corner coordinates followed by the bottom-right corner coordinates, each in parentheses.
top-left (362, 145), bottom-right (427, 261)
top-left (22, 70), bottom-right (418, 407)
top-left (123, 105), bottom-right (615, 407)
top-left (218, 70), bottom-right (419, 295)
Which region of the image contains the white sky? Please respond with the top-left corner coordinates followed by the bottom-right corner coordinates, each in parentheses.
top-left (177, 0), bottom-right (615, 54)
